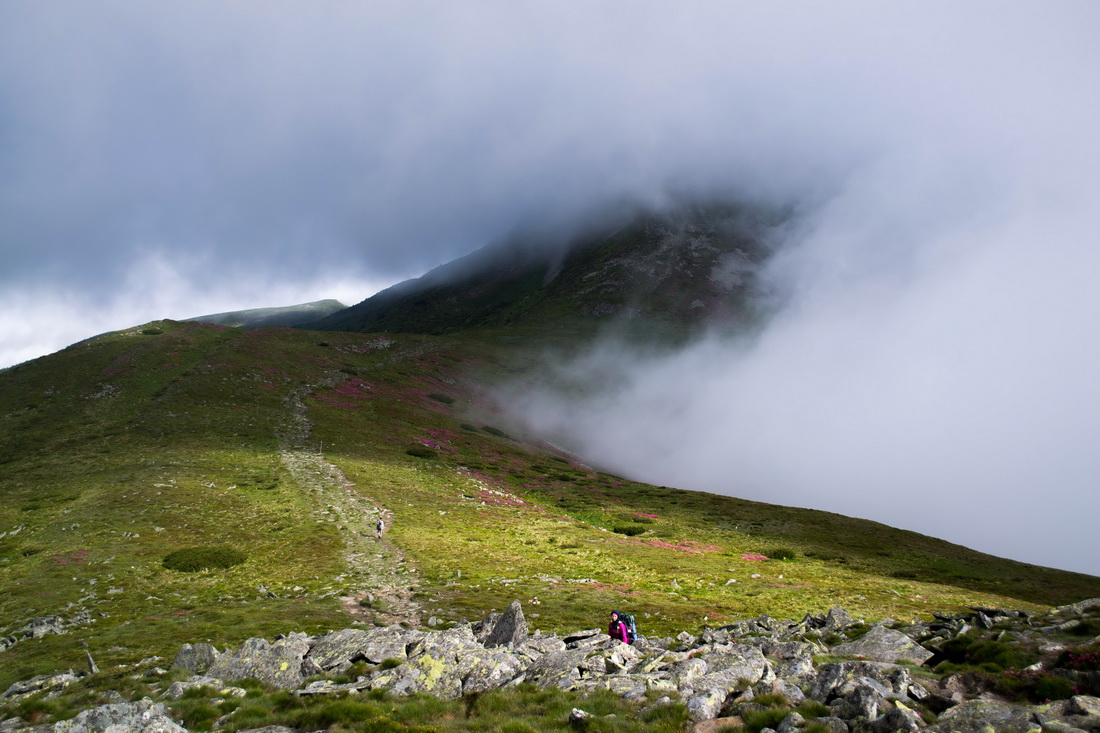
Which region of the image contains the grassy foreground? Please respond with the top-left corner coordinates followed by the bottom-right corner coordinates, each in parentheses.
top-left (1, 320), bottom-right (1098, 695)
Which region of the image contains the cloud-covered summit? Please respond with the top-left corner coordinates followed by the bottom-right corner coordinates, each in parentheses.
top-left (4, 2), bottom-right (1096, 368)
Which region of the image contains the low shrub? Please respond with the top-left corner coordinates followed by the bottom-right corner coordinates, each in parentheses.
top-left (481, 425), bottom-right (511, 439)
top-left (938, 635), bottom-right (1036, 672)
top-left (768, 548), bottom-right (797, 561)
top-left (995, 668), bottom-right (1077, 703)
top-left (1069, 619), bottom-right (1100, 637)
top-left (405, 447), bottom-right (437, 459)
top-left (162, 546), bottom-right (246, 572)
top-left (427, 393), bottom-right (455, 404)
top-left (611, 526), bottom-right (646, 536)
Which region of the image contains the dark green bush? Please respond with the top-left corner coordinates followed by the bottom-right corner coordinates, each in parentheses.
top-left (611, 525), bottom-right (646, 536)
top-left (140, 328), bottom-right (163, 336)
top-left (162, 546), bottom-right (247, 572)
top-left (481, 425), bottom-right (511, 438)
top-left (1070, 619), bottom-right (1100, 637)
top-left (768, 548), bottom-right (797, 561)
top-left (427, 393), bottom-right (455, 404)
top-left (939, 635), bottom-right (1036, 672)
top-left (405, 447), bottom-right (437, 459)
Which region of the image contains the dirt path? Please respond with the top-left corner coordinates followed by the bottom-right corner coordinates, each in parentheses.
top-left (277, 377), bottom-right (421, 627)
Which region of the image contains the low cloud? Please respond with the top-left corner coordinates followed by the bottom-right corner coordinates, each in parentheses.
top-left (506, 136), bottom-right (1100, 575)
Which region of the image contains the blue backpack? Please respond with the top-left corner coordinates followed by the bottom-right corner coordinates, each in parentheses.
top-left (620, 612), bottom-right (638, 643)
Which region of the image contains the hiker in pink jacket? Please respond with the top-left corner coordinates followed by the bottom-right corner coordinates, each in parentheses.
top-left (608, 610), bottom-right (630, 644)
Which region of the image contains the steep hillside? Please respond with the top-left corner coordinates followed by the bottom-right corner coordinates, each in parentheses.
top-left (2, 319), bottom-right (1098, 695)
top-left (307, 201), bottom-right (781, 340)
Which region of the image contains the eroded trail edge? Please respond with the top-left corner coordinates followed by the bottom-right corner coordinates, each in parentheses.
top-left (277, 376), bottom-right (421, 627)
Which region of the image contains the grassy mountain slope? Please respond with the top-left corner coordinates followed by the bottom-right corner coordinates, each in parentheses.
top-left (2, 319), bottom-right (1097, 693)
top-left (185, 299), bottom-right (347, 328)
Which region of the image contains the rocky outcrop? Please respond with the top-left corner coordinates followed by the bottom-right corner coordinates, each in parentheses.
top-left (5, 598), bottom-right (1100, 732)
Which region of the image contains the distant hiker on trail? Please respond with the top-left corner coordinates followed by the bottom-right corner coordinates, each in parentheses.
top-left (608, 610), bottom-right (630, 644)
top-left (376, 517), bottom-right (385, 538)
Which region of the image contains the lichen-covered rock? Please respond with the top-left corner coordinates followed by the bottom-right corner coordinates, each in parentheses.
top-left (864, 704), bottom-right (922, 733)
top-left (171, 643), bottom-right (219, 674)
top-left (925, 699), bottom-right (1040, 733)
top-left (685, 687), bottom-right (729, 722)
top-left (522, 648), bottom-right (588, 690)
top-left (1067, 694), bottom-right (1100, 717)
top-left (809, 661), bottom-right (905, 702)
top-left (671, 658), bottom-right (708, 689)
top-left (164, 675), bottom-right (245, 700)
top-left (823, 607), bottom-right (855, 632)
top-left (205, 633), bottom-right (312, 689)
top-left (694, 643), bottom-right (770, 689)
top-left (753, 678), bottom-right (805, 707)
top-left (397, 625), bottom-right (480, 698)
top-left (480, 600), bottom-right (529, 649)
top-left (456, 646), bottom-right (525, 695)
top-left (517, 633), bottom-right (567, 662)
top-left (48, 698), bottom-right (187, 732)
top-left (2, 671), bottom-right (81, 702)
top-left (830, 625), bottom-right (933, 665)
top-left (306, 626), bottom-right (421, 671)
top-left (305, 628), bottom-right (373, 671)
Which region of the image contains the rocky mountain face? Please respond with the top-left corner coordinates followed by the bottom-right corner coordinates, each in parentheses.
top-left (307, 201), bottom-right (783, 340)
top-left (6, 599), bottom-right (1099, 732)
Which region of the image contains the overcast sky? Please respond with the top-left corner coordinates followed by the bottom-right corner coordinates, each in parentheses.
top-left (4, 3), bottom-right (1099, 575)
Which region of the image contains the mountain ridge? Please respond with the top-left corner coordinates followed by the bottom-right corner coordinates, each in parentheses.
top-left (306, 200), bottom-right (783, 341)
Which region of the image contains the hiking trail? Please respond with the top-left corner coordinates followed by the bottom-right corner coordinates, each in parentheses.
top-left (276, 375), bottom-right (421, 627)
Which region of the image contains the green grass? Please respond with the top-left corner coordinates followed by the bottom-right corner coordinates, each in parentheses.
top-left (1, 318), bottom-right (1099, 700)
